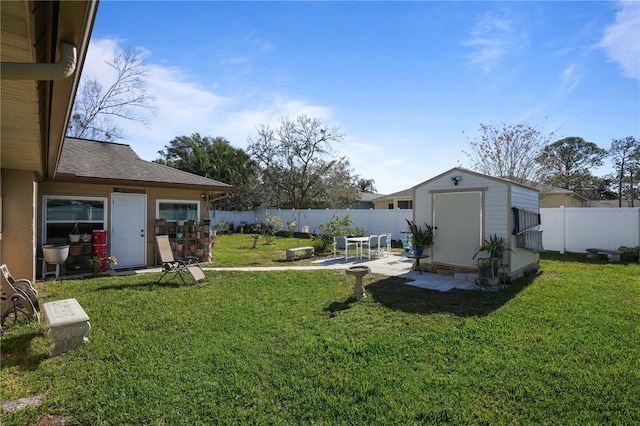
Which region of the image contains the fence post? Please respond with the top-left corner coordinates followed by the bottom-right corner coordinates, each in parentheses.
top-left (560, 206), bottom-right (565, 254)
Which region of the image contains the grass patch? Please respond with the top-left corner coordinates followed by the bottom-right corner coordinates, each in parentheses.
top-left (206, 233), bottom-right (389, 267)
top-left (208, 233), bottom-right (318, 267)
top-left (1, 252), bottom-right (638, 424)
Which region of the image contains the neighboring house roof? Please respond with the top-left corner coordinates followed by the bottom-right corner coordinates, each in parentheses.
top-left (54, 138), bottom-right (236, 192)
top-left (530, 183), bottom-right (589, 202)
top-left (373, 188), bottom-right (413, 202)
top-left (359, 192), bottom-right (385, 202)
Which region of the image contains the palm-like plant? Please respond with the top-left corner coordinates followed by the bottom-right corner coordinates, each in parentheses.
top-left (472, 234), bottom-right (512, 259)
top-left (405, 219), bottom-right (434, 248)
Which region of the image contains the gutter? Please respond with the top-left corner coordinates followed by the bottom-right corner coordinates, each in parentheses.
top-left (1, 42), bottom-right (77, 80)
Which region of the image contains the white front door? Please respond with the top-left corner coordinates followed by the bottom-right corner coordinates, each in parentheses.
top-left (111, 193), bottom-right (146, 268)
top-left (432, 192), bottom-right (482, 267)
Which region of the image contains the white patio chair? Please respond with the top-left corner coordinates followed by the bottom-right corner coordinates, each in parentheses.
top-left (363, 235), bottom-right (379, 259)
top-left (333, 236), bottom-right (357, 261)
top-left (378, 233), bottom-right (391, 257)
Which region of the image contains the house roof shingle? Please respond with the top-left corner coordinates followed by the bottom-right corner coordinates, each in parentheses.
top-left (55, 138), bottom-right (236, 192)
top-left (372, 187), bottom-right (413, 202)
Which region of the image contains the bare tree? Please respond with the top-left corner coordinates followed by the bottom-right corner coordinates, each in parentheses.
top-left (247, 115), bottom-right (358, 209)
top-left (67, 46), bottom-right (156, 141)
top-left (463, 122), bottom-right (555, 183)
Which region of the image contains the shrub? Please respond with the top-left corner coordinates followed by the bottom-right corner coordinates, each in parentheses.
top-left (312, 214), bottom-right (365, 252)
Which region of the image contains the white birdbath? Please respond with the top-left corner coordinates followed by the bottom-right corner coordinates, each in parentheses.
top-left (346, 265), bottom-right (370, 300)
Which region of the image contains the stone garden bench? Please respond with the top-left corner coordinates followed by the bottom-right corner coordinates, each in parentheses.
top-left (42, 298), bottom-right (90, 356)
top-left (586, 248), bottom-right (621, 263)
top-left (286, 246), bottom-right (315, 261)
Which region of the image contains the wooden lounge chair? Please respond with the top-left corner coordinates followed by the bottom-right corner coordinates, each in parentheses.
top-left (155, 235), bottom-right (207, 284)
top-left (1, 264), bottom-right (40, 329)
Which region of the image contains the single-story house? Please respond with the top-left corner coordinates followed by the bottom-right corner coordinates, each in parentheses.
top-left (1, 1), bottom-right (98, 281)
top-left (373, 188), bottom-right (414, 209)
top-left (412, 167), bottom-right (541, 282)
top-left (39, 138), bottom-right (235, 274)
top-left (0, 1), bottom-right (235, 280)
top-left (533, 183), bottom-right (589, 208)
top-left (354, 191), bottom-right (385, 209)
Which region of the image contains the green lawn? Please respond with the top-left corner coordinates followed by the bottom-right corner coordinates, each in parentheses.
top-left (1, 246), bottom-right (638, 425)
top-left (206, 233), bottom-right (376, 267)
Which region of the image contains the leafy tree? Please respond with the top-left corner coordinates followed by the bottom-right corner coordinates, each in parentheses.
top-left (307, 160), bottom-right (359, 209)
top-left (68, 46), bottom-right (156, 141)
top-left (357, 178), bottom-right (377, 193)
top-left (247, 115), bottom-right (359, 209)
top-left (156, 134), bottom-right (261, 210)
top-left (609, 136), bottom-right (640, 206)
top-left (156, 134), bottom-right (252, 181)
top-left (463, 122), bottom-right (555, 183)
top-left (572, 173), bottom-right (617, 201)
top-left (538, 137), bottom-right (607, 189)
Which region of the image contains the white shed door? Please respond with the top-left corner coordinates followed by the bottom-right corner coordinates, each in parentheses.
top-left (111, 193), bottom-right (146, 268)
top-left (433, 192), bottom-right (482, 267)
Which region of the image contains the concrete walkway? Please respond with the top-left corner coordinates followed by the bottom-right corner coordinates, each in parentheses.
top-left (196, 253), bottom-right (479, 292)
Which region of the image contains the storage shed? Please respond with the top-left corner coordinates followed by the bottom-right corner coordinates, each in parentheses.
top-left (413, 167), bottom-right (541, 282)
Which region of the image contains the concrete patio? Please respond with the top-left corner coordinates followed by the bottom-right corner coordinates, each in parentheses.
top-left (195, 252), bottom-right (479, 292)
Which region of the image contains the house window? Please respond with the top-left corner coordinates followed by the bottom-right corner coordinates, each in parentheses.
top-left (388, 203), bottom-right (394, 209)
top-left (157, 200), bottom-right (200, 221)
top-left (397, 200), bottom-right (413, 209)
top-left (43, 196), bottom-right (107, 244)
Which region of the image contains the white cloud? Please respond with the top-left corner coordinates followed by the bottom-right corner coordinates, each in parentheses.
top-left (598, 1), bottom-right (640, 80)
top-left (81, 38), bottom-right (334, 160)
top-left (464, 9), bottom-right (525, 73)
top-left (559, 63), bottom-right (581, 93)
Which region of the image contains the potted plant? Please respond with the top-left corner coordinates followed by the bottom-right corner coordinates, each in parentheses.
top-left (477, 258), bottom-right (494, 277)
top-left (473, 234), bottom-right (512, 260)
top-left (89, 255), bottom-right (117, 275)
top-left (618, 246), bottom-right (639, 262)
top-left (405, 219), bottom-right (434, 257)
top-left (473, 234), bottom-right (513, 277)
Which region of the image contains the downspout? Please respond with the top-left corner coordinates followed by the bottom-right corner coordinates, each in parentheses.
top-left (1, 42), bottom-right (77, 80)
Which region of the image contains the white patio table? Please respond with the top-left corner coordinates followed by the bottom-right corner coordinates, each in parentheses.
top-left (345, 236), bottom-right (369, 259)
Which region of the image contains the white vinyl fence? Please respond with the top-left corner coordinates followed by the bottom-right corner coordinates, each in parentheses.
top-left (540, 207), bottom-right (640, 253)
top-left (211, 209), bottom-right (413, 241)
top-left (212, 207), bottom-right (640, 254)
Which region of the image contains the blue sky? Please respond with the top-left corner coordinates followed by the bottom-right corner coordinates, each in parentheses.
top-left (85, 1), bottom-right (639, 194)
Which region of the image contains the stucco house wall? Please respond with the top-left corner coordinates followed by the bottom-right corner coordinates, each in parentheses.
top-left (540, 193), bottom-right (586, 208)
top-left (38, 181), bottom-right (210, 267)
top-left (34, 138), bottom-right (235, 275)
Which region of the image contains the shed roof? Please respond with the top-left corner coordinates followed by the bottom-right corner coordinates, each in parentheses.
top-left (414, 167), bottom-right (539, 192)
top-left (54, 138), bottom-right (236, 192)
